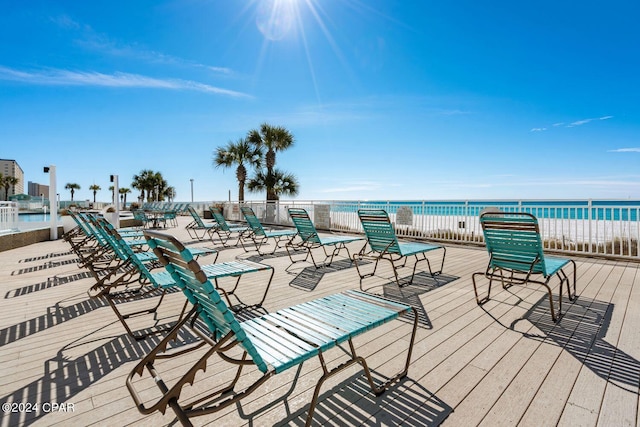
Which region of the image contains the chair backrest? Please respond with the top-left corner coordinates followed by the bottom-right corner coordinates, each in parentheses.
top-left (288, 208), bottom-right (320, 244)
top-left (78, 212), bottom-right (112, 247)
top-left (210, 206), bottom-right (231, 231)
top-left (133, 210), bottom-right (148, 222)
top-left (143, 230), bottom-right (269, 372)
top-left (68, 210), bottom-right (94, 238)
top-left (241, 207), bottom-right (266, 236)
top-left (187, 206), bottom-right (206, 227)
top-left (479, 211), bottom-right (547, 274)
top-left (357, 209), bottom-right (401, 254)
top-left (87, 215), bottom-right (132, 261)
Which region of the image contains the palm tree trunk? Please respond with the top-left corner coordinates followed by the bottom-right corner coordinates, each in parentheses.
top-left (238, 180), bottom-right (245, 202)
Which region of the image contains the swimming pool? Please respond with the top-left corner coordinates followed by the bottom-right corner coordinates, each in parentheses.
top-left (18, 213), bottom-right (62, 222)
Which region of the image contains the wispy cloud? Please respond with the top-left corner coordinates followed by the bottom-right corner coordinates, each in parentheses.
top-left (567, 118), bottom-right (594, 127)
top-left (0, 66), bottom-right (250, 97)
top-left (608, 148), bottom-right (640, 153)
top-left (532, 115), bottom-right (614, 131)
top-left (50, 14), bottom-right (232, 75)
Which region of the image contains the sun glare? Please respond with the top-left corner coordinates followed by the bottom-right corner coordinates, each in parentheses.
top-left (255, 0), bottom-right (298, 41)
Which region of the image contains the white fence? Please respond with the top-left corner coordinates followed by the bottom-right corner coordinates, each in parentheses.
top-left (215, 199), bottom-right (640, 260)
top-left (0, 202), bottom-right (19, 234)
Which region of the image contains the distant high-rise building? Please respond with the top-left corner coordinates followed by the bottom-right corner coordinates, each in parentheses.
top-left (0, 159), bottom-right (24, 197)
top-left (28, 181), bottom-right (50, 198)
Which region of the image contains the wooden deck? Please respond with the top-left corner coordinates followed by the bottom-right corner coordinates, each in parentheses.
top-left (1, 216), bottom-right (639, 427)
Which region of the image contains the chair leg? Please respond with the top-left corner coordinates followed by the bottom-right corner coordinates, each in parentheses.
top-left (305, 312), bottom-right (418, 426)
top-left (353, 252), bottom-right (382, 291)
top-left (472, 271), bottom-right (493, 304)
top-left (541, 278), bottom-right (557, 322)
top-left (103, 286), bottom-right (171, 340)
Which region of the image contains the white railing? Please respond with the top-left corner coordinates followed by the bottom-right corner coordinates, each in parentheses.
top-left (215, 199), bottom-right (640, 260)
top-left (0, 201), bottom-right (19, 233)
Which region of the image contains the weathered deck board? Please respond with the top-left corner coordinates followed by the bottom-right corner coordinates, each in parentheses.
top-left (0, 215), bottom-right (638, 427)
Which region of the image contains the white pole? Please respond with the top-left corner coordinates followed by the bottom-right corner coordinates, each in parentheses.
top-left (47, 165), bottom-right (57, 240)
top-left (112, 174), bottom-right (120, 229)
top-left (190, 179), bottom-right (194, 202)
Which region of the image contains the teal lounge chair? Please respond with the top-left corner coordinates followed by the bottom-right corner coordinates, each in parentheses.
top-left (472, 211), bottom-right (577, 322)
top-left (355, 209), bottom-right (446, 289)
top-left (93, 217), bottom-right (195, 339)
top-left (127, 230), bottom-right (418, 426)
top-left (209, 206), bottom-right (249, 247)
top-left (133, 209), bottom-right (161, 230)
top-left (240, 206), bottom-right (297, 255)
top-left (286, 207), bottom-right (363, 269)
top-left (91, 218), bottom-right (272, 338)
top-left (185, 206), bottom-right (217, 240)
top-left (163, 209), bottom-right (178, 228)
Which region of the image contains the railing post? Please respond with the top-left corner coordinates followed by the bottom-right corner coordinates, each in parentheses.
top-left (465, 200), bottom-right (469, 242)
top-left (587, 199), bottom-right (593, 253)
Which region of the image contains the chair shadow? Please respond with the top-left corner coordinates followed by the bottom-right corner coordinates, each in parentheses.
top-left (380, 273), bottom-right (460, 330)
top-left (0, 287), bottom-right (181, 347)
top-left (11, 258), bottom-right (81, 276)
top-left (244, 249), bottom-right (291, 262)
top-left (288, 259), bottom-right (368, 292)
top-left (273, 374), bottom-right (452, 426)
top-left (513, 295), bottom-right (640, 393)
top-left (19, 250), bottom-right (73, 263)
top-left (0, 327), bottom-right (199, 427)
top-left (5, 271), bottom-right (94, 298)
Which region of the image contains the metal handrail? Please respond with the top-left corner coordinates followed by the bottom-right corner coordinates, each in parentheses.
top-left (0, 201), bottom-right (19, 233)
top-left (216, 199), bottom-right (640, 260)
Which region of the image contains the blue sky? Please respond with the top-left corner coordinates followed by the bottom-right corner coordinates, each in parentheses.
top-left (1, 0), bottom-right (639, 202)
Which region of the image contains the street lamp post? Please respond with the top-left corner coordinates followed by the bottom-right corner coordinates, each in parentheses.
top-left (110, 174), bottom-right (120, 229)
top-left (190, 179), bottom-right (194, 203)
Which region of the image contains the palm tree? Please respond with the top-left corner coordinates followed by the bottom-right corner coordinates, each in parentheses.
top-left (119, 187), bottom-right (131, 208)
top-left (247, 123), bottom-right (295, 201)
top-left (213, 138), bottom-right (263, 202)
top-left (149, 172), bottom-right (165, 202)
top-left (164, 187), bottom-right (176, 202)
top-left (3, 176), bottom-right (19, 201)
top-left (132, 169), bottom-right (155, 203)
top-left (247, 168), bottom-right (299, 200)
top-left (65, 183), bottom-right (80, 202)
top-left (89, 184), bottom-right (101, 203)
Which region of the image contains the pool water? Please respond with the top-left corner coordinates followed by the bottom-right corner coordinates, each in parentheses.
top-left (18, 213), bottom-right (62, 222)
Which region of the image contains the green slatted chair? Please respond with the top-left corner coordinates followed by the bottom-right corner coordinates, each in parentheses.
top-left (127, 230), bottom-right (418, 426)
top-left (472, 211), bottom-right (577, 321)
top-left (286, 207), bottom-right (363, 269)
top-left (93, 216), bottom-right (194, 339)
top-left (185, 206), bottom-right (218, 240)
top-left (133, 209), bottom-right (155, 230)
top-left (240, 206), bottom-right (297, 255)
top-left (208, 206), bottom-right (249, 247)
top-left (355, 209), bottom-right (446, 289)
